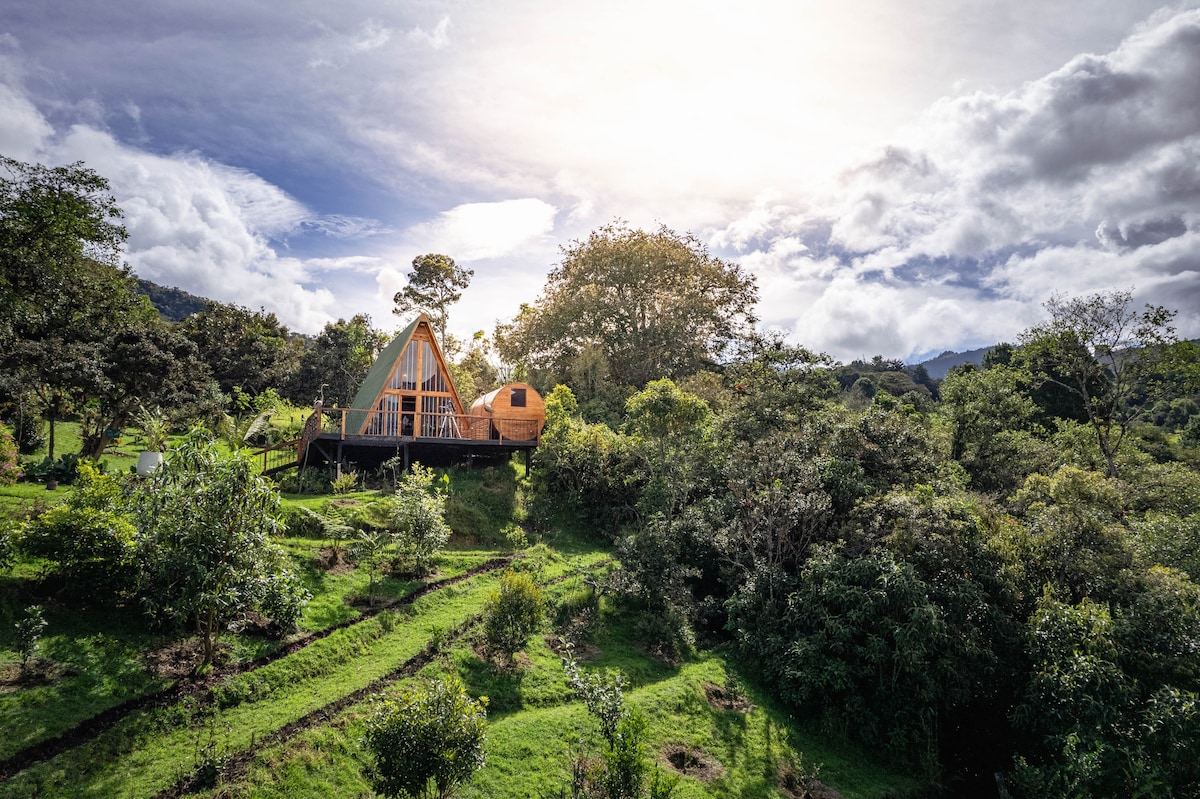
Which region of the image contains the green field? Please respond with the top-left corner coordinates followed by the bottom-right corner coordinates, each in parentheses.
top-left (0, 455), bottom-right (918, 798)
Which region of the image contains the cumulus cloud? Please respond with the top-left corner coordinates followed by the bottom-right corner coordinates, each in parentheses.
top-left (41, 125), bottom-right (339, 329)
top-left (0, 78), bottom-right (387, 333)
top-left (719, 6), bottom-right (1200, 360)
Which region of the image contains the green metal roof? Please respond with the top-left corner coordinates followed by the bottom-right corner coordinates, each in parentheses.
top-left (345, 315), bottom-right (421, 434)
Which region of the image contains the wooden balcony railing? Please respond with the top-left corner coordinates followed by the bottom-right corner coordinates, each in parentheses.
top-left (311, 407), bottom-right (541, 445)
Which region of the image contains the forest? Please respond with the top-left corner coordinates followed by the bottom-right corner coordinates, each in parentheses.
top-left (3, 156), bottom-right (1200, 798)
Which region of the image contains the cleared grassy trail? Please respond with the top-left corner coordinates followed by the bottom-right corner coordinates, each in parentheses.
top-left (0, 556), bottom-right (509, 780)
top-left (0, 550), bottom-right (608, 798)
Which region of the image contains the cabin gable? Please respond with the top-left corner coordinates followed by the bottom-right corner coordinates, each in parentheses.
top-left (346, 315), bottom-right (465, 436)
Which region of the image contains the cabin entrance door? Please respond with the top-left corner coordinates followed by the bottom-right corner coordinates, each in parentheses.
top-left (400, 395), bottom-right (416, 437)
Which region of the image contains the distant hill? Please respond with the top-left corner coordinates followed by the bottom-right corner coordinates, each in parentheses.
top-left (135, 279), bottom-right (208, 322)
top-left (916, 346), bottom-right (994, 380)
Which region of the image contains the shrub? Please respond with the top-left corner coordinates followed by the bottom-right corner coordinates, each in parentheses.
top-left (483, 569), bottom-right (547, 660)
top-left (0, 423), bottom-right (20, 485)
top-left (362, 675), bottom-right (487, 799)
top-left (133, 433), bottom-right (310, 666)
top-left (0, 522), bottom-right (13, 573)
top-left (330, 470), bottom-right (359, 494)
top-left (15, 604), bottom-right (47, 672)
top-left (379, 465), bottom-right (451, 575)
top-left (18, 461), bottom-right (137, 598)
top-left (10, 414), bottom-right (44, 456)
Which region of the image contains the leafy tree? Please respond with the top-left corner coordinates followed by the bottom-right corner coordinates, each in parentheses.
top-left (351, 527), bottom-right (393, 609)
top-left (495, 221), bottom-right (757, 391)
top-left (78, 316), bottom-right (211, 459)
top-left (14, 605), bottom-right (47, 674)
top-left (362, 675), bottom-right (487, 799)
top-left (1011, 585), bottom-right (1200, 798)
top-left (623, 379), bottom-right (713, 520)
top-left (285, 314), bottom-right (388, 407)
top-left (133, 433), bottom-right (308, 666)
top-left (482, 568), bottom-right (547, 660)
top-left (0, 158), bottom-right (140, 460)
top-left (180, 301), bottom-right (300, 398)
top-left (999, 466), bottom-right (1132, 606)
top-left (721, 332), bottom-right (837, 442)
top-left (0, 157), bottom-right (127, 339)
top-left (938, 364), bottom-right (1042, 491)
top-left (447, 331), bottom-right (499, 406)
top-left (531, 385), bottom-right (645, 533)
top-left (392, 253), bottom-right (473, 344)
top-left (1017, 290), bottom-right (1198, 477)
top-left (560, 642), bottom-right (677, 798)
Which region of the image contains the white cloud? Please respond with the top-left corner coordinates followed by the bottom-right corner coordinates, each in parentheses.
top-left (32, 125), bottom-right (342, 331)
top-left (719, 6), bottom-right (1200, 359)
top-left (397, 199), bottom-right (558, 262)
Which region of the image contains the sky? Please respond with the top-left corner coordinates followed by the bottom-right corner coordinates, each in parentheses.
top-left (2, 0), bottom-right (1199, 363)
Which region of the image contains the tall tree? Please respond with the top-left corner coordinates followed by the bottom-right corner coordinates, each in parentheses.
top-left (1017, 290), bottom-right (1198, 478)
top-left (0, 157), bottom-right (140, 459)
top-left (495, 221), bottom-right (758, 391)
top-left (285, 314), bottom-right (388, 407)
top-left (78, 316), bottom-right (211, 459)
top-left (392, 253), bottom-right (473, 343)
top-left (180, 301), bottom-right (300, 397)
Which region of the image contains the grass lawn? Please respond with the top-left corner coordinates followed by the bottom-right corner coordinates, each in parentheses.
top-left (0, 458), bottom-right (921, 799)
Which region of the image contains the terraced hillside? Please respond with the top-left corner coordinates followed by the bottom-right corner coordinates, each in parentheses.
top-left (1, 466), bottom-right (916, 799)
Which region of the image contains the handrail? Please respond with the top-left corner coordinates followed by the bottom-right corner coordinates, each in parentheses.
top-left (309, 406), bottom-right (541, 445)
top-left (255, 439), bottom-right (301, 473)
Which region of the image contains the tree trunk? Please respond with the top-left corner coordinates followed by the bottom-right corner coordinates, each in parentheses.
top-left (46, 399), bottom-right (58, 462)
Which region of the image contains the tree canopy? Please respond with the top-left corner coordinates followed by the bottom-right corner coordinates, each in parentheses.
top-left (0, 157), bottom-right (206, 459)
top-left (495, 221), bottom-right (758, 392)
top-left (1017, 289), bottom-right (1199, 477)
top-left (284, 314), bottom-right (388, 407)
top-left (392, 253), bottom-right (473, 344)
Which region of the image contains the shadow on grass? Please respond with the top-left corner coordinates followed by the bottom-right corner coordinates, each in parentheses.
top-left (459, 651), bottom-right (527, 717)
top-left (0, 603), bottom-right (168, 761)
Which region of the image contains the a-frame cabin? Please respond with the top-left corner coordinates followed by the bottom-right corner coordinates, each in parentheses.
top-left (261, 314), bottom-right (544, 474)
top-left (346, 314), bottom-right (465, 439)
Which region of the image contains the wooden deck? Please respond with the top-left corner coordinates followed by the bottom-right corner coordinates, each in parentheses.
top-left (255, 406), bottom-right (541, 475)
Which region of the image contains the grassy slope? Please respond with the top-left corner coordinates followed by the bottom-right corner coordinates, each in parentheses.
top-left (0, 458), bottom-right (919, 799)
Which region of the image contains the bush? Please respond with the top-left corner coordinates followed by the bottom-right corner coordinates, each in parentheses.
top-left (18, 461), bottom-right (137, 598)
top-left (22, 452), bottom-right (82, 485)
top-left (10, 415), bottom-right (44, 456)
top-left (0, 423), bottom-right (20, 485)
top-left (133, 433), bottom-right (310, 666)
top-left (379, 465), bottom-right (451, 575)
top-left (15, 604), bottom-right (47, 671)
top-left (362, 675), bottom-right (488, 799)
top-left (0, 522), bottom-right (13, 573)
top-left (483, 569), bottom-right (547, 660)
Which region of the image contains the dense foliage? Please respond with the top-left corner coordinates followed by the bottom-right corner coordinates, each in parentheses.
top-left (14, 434), bottom-right (309, 668)
top-left (363, 675), bottom-right (488, 799)
top-left (530, 290), bottom-right (1200, 796)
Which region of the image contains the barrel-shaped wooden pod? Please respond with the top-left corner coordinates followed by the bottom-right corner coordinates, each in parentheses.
top-left (468, 383), bottom-right (545, 441)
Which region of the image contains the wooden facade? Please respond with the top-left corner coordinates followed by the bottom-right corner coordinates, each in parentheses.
top-left (346, 314), bottom-right (466, 440)
top-left (468, 382), bottom-right (545, 442)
